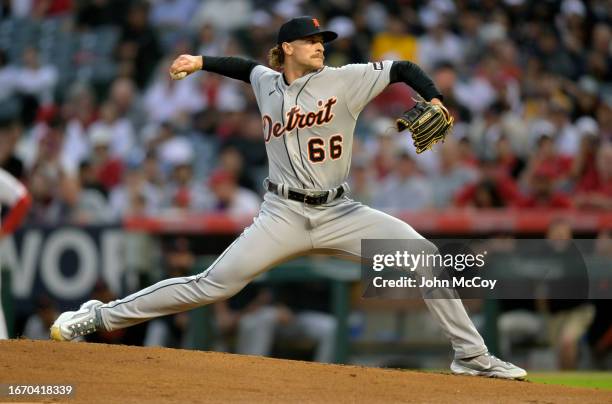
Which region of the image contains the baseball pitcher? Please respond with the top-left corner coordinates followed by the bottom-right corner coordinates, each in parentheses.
top-left (51, 17), bottom-right (525, 379)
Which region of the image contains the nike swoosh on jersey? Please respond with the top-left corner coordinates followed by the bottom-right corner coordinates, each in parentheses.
top-left (268, 89), bottom-right (276, 96)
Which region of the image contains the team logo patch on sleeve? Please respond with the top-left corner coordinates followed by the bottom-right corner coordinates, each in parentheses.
top-left (372, 62), bottom-right (383, 70)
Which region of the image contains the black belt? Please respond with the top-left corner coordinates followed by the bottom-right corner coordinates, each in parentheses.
top-left (266, 180), bottom-right (346, 206)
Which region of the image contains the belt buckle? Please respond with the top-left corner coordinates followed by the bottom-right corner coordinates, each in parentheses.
top-left (304, 190), bottom-right (327, 205)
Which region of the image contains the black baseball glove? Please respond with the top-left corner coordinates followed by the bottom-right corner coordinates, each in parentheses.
top-left (395, 101), bottom-right (454, 154)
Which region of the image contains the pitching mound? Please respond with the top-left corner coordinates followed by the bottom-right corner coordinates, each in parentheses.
top-left (0, 340), bottom-right (610, 403)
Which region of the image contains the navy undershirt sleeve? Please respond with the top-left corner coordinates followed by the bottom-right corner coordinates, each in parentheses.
top-left (200, 56), bottom-right (260, 84)
top-left (390, 61), bottom-right (443, 101)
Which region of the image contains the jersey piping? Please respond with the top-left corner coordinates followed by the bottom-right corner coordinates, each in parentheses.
top-left (278, 78), bottom-right (305, 189)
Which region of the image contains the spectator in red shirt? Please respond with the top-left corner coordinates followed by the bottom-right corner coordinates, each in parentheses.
top-left (33, 0), bottom-right (72, 18)
top-left (575, 142), bottom-right (612, 210)
top-left (455, 158), bottom-right (521, 208)
top-left (89, 127), bottom-right (124, 191)
top-left (519, 165), bottom-right (573, 209)
top-left (571, 126), bottom-right (599, 192)
top-left (521, 134), bottom-right (573, 192)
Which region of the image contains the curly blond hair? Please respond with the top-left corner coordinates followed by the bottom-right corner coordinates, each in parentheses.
top-left (268, 44), bottom-right (284, 70)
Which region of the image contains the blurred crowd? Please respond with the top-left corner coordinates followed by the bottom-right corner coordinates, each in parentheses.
top-left (0, 0), bottom-right (611, 225)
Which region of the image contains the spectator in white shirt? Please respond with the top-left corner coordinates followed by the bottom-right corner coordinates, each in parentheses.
top-left (431, 140), bottom-right (479, 207)
top-left (150, 0), bottom-right (199, 30)
top-left (191, 0), bottom-right (252, 31)
top-left (15, 47), bottom-right (57, 106)
top-left (109, 163), bottom-right (163, 219)
top-left (207, 169), bottom-right (260, 218)
top-left (144, 59), bottom-right (205, 123)
top-left (549, 101), bottom-right (581, 157)
top-left (373, 152), bottom-right (433, 212)
top-left (109, 77), bottom-right (147, 135)
top-left (88, 101), bottom-right (136, 160)
top-left (196, 23), bottom-right (228, 57)
top-left (62, 84), bottom-right (99, 176)
top-left (418, 15), bottom-right (464, 72)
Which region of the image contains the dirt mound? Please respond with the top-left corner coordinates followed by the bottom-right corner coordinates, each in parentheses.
top-left (0, 340), bottom-right (610, 403)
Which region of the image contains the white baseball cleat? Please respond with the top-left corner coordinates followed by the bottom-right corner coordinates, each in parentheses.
top-left (451, 353), bottom-right (527, 380)
top-left (50, 300), bottom-right (104, 341)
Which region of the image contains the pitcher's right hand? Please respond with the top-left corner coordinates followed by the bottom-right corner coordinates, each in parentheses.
top-left (169, 55), bottom-right (203, 80)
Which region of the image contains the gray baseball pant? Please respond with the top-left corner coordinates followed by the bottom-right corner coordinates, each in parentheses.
top-left (99, 193), bottom-right (487, 359)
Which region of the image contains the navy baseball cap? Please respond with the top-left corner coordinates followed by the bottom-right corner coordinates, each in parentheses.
top-left (277, 16), bottom-right (338, 44)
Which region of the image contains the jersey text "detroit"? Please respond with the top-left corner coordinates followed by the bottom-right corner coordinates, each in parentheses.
top-left (250, 61), bottom-right (393, 190)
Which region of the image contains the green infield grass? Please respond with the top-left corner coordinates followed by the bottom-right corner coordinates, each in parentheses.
top-left (528, 372), bottom-right (612, 390)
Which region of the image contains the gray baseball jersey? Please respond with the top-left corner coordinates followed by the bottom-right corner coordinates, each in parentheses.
top-left (93, 61), bottom-right (487, 361)
top-left (250, 61), bottom-right (391, 190)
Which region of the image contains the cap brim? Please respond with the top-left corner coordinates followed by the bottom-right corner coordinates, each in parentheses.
top-left (296, 30), bottom-right (338, 43)
top-left (320, 30), bottom-right (338, 43)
